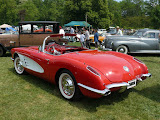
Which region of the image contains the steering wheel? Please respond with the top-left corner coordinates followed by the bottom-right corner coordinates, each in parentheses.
top-left (47, 44), bottom-right (61, 55)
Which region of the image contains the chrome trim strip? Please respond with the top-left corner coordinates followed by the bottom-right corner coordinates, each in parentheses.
top-left (133, 57), bottom-right (144, 64)
top-left (106, 82), bottom-right (129, 89)
top-left (77, 83), bottom-right (110, 95)
top-left (86, 66), bottom-right (101, 77)
top-left (142, 73), bottom-right (152, 77)
top-left (137, 78), bottom-right (142, 81)
top-left (78, 73), bottom-right (151, 96)
top-left (103, 48), bottom-right (112, 51)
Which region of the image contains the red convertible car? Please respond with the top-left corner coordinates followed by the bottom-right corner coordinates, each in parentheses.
top-left (11, 33), bottom-right (151, 100)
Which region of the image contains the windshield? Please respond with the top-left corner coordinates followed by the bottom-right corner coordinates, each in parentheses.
top-left (133, 30), bottom-right (145, 37)
top-left (107, 28), bottom-right (116, 34)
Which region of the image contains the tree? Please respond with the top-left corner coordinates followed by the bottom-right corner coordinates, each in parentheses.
top-left (64, 0), bottom-right (113, 28)
top-left (90, 0), bottom-right (113, 28)
top-left (119, 0), bottom-right (153, 29)
top-left (145, 0), bottom-right (160, 29)
top-left (0, 0), bottom-right (18, 25)
top-left (17, 0), bottom-right (39, 21)
top-left (108, 0), bottom-right (122, 26)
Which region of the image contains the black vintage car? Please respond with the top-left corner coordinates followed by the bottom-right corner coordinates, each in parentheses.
top-left (101, 29), bottom-right (160, 54)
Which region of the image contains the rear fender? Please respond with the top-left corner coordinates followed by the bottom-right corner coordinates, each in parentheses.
top-left (53, 58), bottom-right (111, 98)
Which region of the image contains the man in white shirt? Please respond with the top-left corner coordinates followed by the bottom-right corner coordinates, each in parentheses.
top-left (116, 26), bottom-right (123, 36)
top-left (59, 26), bottom-right (65, 35)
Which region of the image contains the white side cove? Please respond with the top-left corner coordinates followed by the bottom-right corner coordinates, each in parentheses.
top-left (18, 53), bottom-right (44, 73)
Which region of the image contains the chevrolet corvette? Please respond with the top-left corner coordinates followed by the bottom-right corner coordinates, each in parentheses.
top-left (11, 33), bottom-right (151, 100)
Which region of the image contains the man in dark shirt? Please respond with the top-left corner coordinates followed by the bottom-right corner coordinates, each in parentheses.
top-left (94, 29), bottom-right (99, 50)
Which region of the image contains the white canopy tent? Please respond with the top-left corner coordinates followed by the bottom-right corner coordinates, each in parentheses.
top-left (0, 24), bottom-right (12, 28)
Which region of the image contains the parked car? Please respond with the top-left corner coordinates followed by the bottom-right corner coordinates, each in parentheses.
top-left (106, 27), bottom-right (116, 35)
top-left (0, 21), bottom-right (59, 57)
top-left (11, 33), bottom-right (151, 100)
top-left (101, 29), bottom-right (160, 54)
top-left (89, 33), bottom-right (105, 44)
top-left (98, 29), bottom-right (107, 34)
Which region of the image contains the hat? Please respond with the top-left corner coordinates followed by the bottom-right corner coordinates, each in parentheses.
top-left (59, 26), bottom-right (62, 29)
top-left (116, 26), bottom-right (120, 29)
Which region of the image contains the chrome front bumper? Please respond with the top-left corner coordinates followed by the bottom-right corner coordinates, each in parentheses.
top-left (100, 45), bottom-right (112, 51)
top-left (78, 73), bottom-right (151, 96)
top-left (11, 57), bottom-right (14, 61)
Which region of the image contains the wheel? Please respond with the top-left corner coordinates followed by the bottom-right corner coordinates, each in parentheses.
top-left (14, 56), bottom-right (25, 75)
top-left (58, 69), bottom-right (81, 100)
top-left (116, 45), bottom-right (128, 54)
top-left (0, 46), bottom-right (5, 57)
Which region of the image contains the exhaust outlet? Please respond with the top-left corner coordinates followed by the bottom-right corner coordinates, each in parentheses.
top-left (104, 91), bottom-right (111, 96)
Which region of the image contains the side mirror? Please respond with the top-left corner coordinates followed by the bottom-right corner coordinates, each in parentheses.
top-left (38, 46), bottom-right (42, 53)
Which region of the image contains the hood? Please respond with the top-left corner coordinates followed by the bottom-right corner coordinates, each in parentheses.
top-left (65, 50), bottom-right (136, 83)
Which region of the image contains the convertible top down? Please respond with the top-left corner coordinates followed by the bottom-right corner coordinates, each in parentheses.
top-left (11, 33), bottom-right (151, 100)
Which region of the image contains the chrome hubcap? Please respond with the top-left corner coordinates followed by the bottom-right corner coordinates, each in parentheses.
top-left (16, 59), bottom-right (23, 72)
top-left (119, 48), bottom-right (125, 53)
top-left (61, 75), bottom-right (74, 96)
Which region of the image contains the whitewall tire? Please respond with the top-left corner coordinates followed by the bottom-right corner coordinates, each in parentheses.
top-left (58, 70), bottom-right (81, 100)
top-left (14, 56), bottom-right (25, 75)
top-left (116, 45), bottom-right (128, 54)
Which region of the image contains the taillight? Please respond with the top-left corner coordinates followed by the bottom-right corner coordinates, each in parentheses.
top-left (86, 66), bottom-right (101, 76)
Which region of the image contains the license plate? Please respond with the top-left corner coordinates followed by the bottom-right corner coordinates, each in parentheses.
top-left (127, 79), bottom-right (137, 89)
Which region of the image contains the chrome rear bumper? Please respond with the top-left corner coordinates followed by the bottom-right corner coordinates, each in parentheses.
top-left (142, 73), bottom-right (152, 77)
top-left (78, 73), bottom-right (151, 96)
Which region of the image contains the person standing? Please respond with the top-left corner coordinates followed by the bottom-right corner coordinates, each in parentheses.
top-left (94, 29), bottom-right (99, 50)
top-left (70, 26), bottom-right (75, 42)
top-left (80, 31), bottom-right (85, 47)
top-left (59, 26), bottom-right (65, 36)
top-left (70, 26), bottom-right (74, 34)
top-left (116, 26), bottom-right (123, 36)
top-left (85, 28), bottom-right (90, 49)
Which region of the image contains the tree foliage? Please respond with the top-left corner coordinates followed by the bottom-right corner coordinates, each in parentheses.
top-left (0, 0), bottom-right (159, 29)
top-left (145, 0), bottom-right (160, 29)
top-left (18, 0), bottom-right (39, 21)
top-left (0, 0), bottom-right (18, 25)
top-left (64, 0), bottom-right (113, 28)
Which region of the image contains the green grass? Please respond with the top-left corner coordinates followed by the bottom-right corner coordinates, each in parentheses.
top-left (0, 53), bottom-right (160, 120)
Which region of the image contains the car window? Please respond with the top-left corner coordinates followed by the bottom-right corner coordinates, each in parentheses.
top-left (143, 32), bottom-right (155, 38)
top-left (44, 24), bottom-right (53, 33)
top-left (133, 31), bottom-right (144, 37)
top-left (33, 24), bottom-right (44, 33)
top-left (20, 24), bottom-right (31, 33)
top-left (19, 22), bottom-right (59, 34)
